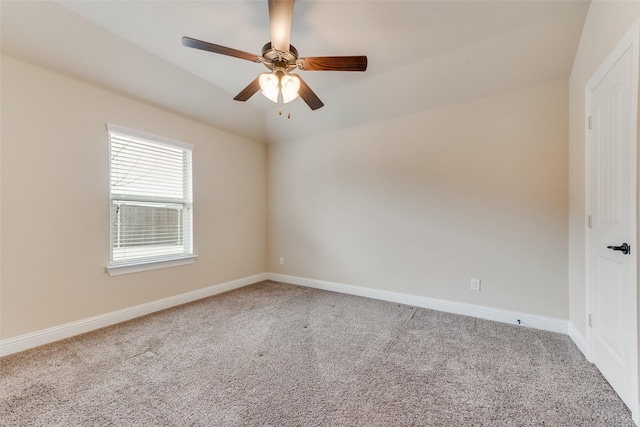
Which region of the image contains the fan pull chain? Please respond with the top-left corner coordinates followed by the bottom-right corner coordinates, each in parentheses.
top-left (277, 109), bottom-right (291, 119)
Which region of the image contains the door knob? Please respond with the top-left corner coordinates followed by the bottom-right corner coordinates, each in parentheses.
top-left (607, 243), bottom-right (631, 255)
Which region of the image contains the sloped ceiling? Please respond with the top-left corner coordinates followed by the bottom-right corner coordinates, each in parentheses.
top-left (1, 0), bottom-right (589, 143)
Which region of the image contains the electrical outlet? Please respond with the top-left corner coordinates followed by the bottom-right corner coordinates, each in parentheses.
top-left (470, 278), bottom-right (481, 291)
top-left (279, 257), bottom-right (284, 265)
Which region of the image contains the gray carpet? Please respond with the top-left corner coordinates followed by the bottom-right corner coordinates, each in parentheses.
top-left (0, 281), bottom-right (634, 426)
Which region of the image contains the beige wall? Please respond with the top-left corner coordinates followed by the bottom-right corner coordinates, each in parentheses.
top-left (568, 2), bottom-right (640, 340)
top-left (268, 79), bottom-right (569, 319)
top-left (0, 56), bottom-right (267, 340)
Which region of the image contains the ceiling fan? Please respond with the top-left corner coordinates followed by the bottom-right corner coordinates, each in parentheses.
top-left (182, 0), bottom-right (367, 111)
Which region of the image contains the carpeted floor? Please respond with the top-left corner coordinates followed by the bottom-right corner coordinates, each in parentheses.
top-left (0, 281), bottom-right (634, 426)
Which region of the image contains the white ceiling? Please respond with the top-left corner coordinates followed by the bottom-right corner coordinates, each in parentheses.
top-left (1, 0), bottom-right (590, 143)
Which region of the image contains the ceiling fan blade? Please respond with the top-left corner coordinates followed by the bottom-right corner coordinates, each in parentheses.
top-left (268, 0), bottom-right (294, 52)
top-left (297, 56), bottom-right (368, 72)
top-left (182, 36), bottom-right (261, 63)
top-left (233, 76), bottom-right (262, 102)
top-left (292, 74), bottom-right (324, 110)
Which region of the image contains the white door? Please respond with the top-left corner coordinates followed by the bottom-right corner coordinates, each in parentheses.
top-left (587, 28), bottom-right (638, 418)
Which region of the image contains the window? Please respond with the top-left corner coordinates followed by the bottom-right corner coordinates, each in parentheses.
top-left (106, 124), bottom-right (195, 276)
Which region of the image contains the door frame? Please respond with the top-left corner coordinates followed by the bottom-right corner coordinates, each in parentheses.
top-left (584, 20), bottom-right (639, 424)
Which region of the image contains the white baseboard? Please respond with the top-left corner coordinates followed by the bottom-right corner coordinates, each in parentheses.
top-left (1, 272), bottom-right (571, 358)
top-left (568, 322), bottom-right (590, 361)
top-left (267, 273), bottom-right (568, 335)
top-left (0, 273), bottom-right (268, 357)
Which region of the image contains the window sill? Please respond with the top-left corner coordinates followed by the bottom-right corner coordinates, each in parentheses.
top-left (106, 255), bottom-right (197, 276)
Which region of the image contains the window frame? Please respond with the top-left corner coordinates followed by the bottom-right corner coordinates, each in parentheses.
top-left (105, 123), bottom-right (196, 276)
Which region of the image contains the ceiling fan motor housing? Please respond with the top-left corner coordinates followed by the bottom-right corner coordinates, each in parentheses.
top-left (262, 42), bottom-right (298, 72)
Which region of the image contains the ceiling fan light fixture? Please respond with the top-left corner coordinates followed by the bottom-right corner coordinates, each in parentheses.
top-left (281, 74), bottom-right (300, 103)
top-left (259, 72), bottom-right (280, 103)
top-left (259, 69), bottom-right (300, 104)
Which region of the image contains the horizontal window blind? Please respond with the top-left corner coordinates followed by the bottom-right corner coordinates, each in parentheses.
top-left (108, 124), bottom-right (193, 266)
